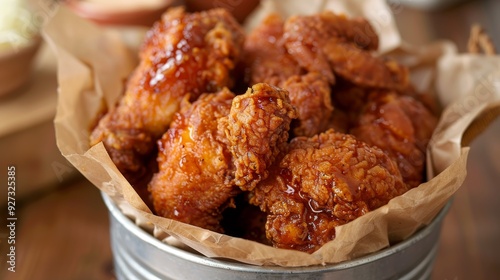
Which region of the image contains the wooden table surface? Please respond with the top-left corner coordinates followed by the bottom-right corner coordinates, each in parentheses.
top-left (1, 1), bottom-right (500, 279)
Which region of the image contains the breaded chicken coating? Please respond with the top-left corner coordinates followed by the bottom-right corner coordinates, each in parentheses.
top-left (151, 83), bottom-right (298, 232)
top-left (149, 89), bottom-right (237, 232)
top-left (219, 83), bottom-right (298, 191)
top-left (250, 130), bottom-right (407, 252)
top-left (284, 11), bottom-right (409, 91)
top-left (351, 92), bottom-right (437, 188)
top-left (244, 15), bottom-right (335, 137)
top-left (283, 11), bottom-right (378, 84)
top-left (90, 8), bottom-right (244, 179)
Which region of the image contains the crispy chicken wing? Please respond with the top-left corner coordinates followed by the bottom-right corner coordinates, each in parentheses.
top-left (250, 130), bottom-right (407, 252)
top-left (149, 89), bottom-right (237, 232)
top-left (90, 8), bottom-right (244, 179)
top-left (219, 83), bottom-right (298, 191)
top-left (351, 92), bottom-right (437, 188)
top-left (283, 12), bottom-right (409, 91)
top-left (283, 11), bottom-right (378, 84)
top-left (322, 39), bottom-right (409, 91)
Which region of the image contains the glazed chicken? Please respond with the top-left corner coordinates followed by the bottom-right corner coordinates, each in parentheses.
top-left (244, 12), bottom-right (412, 138)
top-left (149, 84), bottom-right (297, 232)
top-left (219, 83), bottom-right (297, 191)
top-left (238, 13), bottom-right (430, 252)
top-left (250, 130), bottom-right (407, 252)
top-left (149, 89), bottom-right (236, 232)
top-left (90, 8), bottom-right (244, 180)
top-left (92, 6), bottom-right (439, 253)
top-left (351, 92), bottom-right (438, 188)
top-left (244, 14), bottom-right (334, 137)
top-left (283, 11), bottom-right (409, 91)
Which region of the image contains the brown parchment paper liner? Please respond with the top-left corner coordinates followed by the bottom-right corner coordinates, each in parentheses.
top-left (44, 0), bottom-right (500, 266)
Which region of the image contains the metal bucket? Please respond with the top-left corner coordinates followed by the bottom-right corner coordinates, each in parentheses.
top-left (102, 193), bottom-right (451, 280)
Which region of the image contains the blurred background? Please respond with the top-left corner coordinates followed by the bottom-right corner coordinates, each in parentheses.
top-left (0, 0), bottom-right (499, 279)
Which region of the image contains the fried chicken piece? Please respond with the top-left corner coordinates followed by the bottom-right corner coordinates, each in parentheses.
top-left (250, 130), bottom-right (407, 252)
top-left (283, 11), bottom-right (378, 84)
top-left (282, 73), bottom-right (334, 137)
top-left (324, 39), bottom-right (409, 91)
top-left (351, 92), bottom-right (437, 188)
top-left (243, 14), bottom-right (302, 86)
top-left (150, 84), bottom-right (298, 232)
top-left (219, 83), bottom-right (298, 191)
top-left (90, 8), bottom-right (244, 179)
top-left (149, 89), bottom-right (238, 232)
top-left (244, 15), bottom-right (337, 137)
top-left (283, 12), bottom-right (409, 91)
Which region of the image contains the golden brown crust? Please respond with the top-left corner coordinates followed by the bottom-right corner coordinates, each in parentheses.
top-left (323, 39), bottom-right (410, 91)
top-left (351, 92), bottom-right (438, 188)
top-left (90, 8), bottom-right (245, 178)
top-left (283, 11), bottom-right (378, 84)
top-left (250, 130), bottom-right (407, 252)
top-left (89, 8), bottom-right (438, 251)
top-left (149, 89), bottom-right (238, 232)
top-left (220, 83), bottom-right (298, 191)
top-left (150, 84), bottom-right (299, 232)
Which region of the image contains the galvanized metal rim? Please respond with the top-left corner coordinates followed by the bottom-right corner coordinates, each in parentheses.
top-left (102, 192), bottom-right (451, 273)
